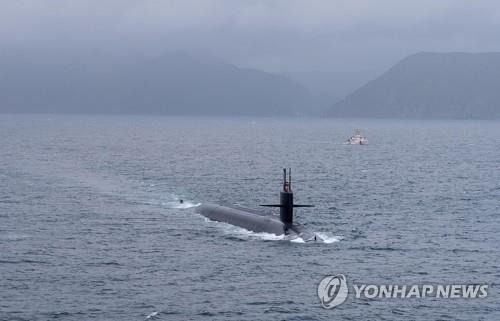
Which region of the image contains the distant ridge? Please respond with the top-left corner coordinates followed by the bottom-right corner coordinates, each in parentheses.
top-left (0, 51), bottom-right (312, 116)
top-left (329, 52), bottom-right (500, 119)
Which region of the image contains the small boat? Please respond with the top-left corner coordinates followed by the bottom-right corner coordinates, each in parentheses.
top-left (346, 129), bottom-right (368, 145)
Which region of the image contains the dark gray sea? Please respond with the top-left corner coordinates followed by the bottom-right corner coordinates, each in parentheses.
top-left (1, 115), bottom-right (499, 320)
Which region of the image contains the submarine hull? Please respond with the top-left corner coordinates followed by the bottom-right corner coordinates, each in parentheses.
top-left (196, 203), bottom-right (286, 235)
top-left (196, 203), bottom-right (319, 241)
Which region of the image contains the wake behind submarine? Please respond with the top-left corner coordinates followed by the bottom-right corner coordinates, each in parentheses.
top-left (196, 169), bottom-right (322, 241)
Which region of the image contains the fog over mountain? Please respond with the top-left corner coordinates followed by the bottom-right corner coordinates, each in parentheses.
top-left (283, 68), bottom-right (379, 108)
top-left (2, 1), bottom-right (500, 116)
top-left (0, 51), bottom-right (313, 115)
top-left (329, 52), bottom-right (500, 119)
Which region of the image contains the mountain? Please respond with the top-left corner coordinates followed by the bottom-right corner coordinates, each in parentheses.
top-left (284, 68), bottom-right (379, 105)
top-left (329, 52), bottom-right (500, 119)
top-left (0, 51), bottom-right (313, 116)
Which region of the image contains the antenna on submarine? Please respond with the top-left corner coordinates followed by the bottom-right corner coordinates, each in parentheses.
top-left (283, 168), bottom-right (292, 192)
top-left (283, 168), bottom-right (287, 192)
top-left (289, 168), bottom-right (291, 191)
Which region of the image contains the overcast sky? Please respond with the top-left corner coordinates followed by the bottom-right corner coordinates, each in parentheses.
top-left (2, 0), bottom-right (500, 75)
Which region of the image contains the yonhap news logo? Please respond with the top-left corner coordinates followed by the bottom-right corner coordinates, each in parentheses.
top-left (317, 274), bottom-right (349, 308)
top-left (317, 274), bottom-right (488, 309)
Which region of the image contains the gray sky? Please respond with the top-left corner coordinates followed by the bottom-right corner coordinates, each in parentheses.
top-left (2, 0), bottom-right (500, 81)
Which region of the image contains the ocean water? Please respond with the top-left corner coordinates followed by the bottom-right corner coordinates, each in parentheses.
top-left (0, 114), bottom-right (499, 320)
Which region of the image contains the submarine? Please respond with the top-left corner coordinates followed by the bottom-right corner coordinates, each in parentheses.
top-left (196, 169), bottom-right (321, 241)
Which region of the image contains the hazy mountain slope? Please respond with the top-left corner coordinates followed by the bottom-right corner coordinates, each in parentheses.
top-left (329, 52), bottom-right (500, 118)
top-left (0, 51), bottom-right (312, 116)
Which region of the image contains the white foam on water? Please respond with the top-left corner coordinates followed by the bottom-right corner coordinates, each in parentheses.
top-left (203, 218), bottom-right (284, 241)
top-left (202, 216), bottom-right (342, 244)
top-left (245, 231), bottom-right (285, 241)
top-left (315, 232), bottom-right (343, 244)
top-left (162, 201), bottom-right (201, 209)
top-left (146, 311), bottom-right (158, 319)
top-left (290, 237), bottom-right (306, 243)
top-left (226, 224), bottom-right (284, 241)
